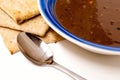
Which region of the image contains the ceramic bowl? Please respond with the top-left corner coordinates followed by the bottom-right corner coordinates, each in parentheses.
top-left (38, 0), bottom-right (120, 55)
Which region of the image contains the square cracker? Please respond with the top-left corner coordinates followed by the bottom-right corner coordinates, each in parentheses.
top-left (41, 28), bottom-right (64, 43)
top-left (0, 9), bottom-right (49, 37)
top-left (0, 27), bottom-right (20, 54)
top-left (0, 27), bottom-right (64, 54)
top-left (0, 0), bottom-right (39, 23)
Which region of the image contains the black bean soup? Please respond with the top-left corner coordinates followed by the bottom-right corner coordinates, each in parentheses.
top-left (55, 0), bottom-right (120, 47)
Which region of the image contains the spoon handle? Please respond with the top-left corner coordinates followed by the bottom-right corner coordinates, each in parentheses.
top-left (52, 62), bottom-right (86, 80)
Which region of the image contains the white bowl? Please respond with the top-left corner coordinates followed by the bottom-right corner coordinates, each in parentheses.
top-left (38, 0), bottom-right (120, 55)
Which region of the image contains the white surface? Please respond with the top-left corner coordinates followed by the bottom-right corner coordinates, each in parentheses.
top-left (0, 35), bottom-right (120, 80)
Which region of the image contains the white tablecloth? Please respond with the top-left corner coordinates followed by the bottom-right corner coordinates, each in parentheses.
top-left (0, 35), bottom-right (120, 80)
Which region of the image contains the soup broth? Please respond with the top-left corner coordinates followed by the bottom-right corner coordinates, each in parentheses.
top-left (55, 0), bottom-right (120, 47)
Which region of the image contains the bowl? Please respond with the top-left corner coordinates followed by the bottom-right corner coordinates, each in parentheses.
top-left (38, 0), bottom-right (120, 55)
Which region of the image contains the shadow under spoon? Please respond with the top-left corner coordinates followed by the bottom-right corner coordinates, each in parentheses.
top-left (17, 32), bottom-right (86, 80)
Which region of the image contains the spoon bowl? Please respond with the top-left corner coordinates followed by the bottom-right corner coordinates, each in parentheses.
top-left (17, 32), bottom-right (86, 80)
top-left (17, 32), bottom-right (53, 65)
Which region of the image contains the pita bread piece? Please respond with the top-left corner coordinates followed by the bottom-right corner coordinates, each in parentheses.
top-left (0, 9), bottom-right (49, 37)
top-left (0, 0), bottom-right (39, 23)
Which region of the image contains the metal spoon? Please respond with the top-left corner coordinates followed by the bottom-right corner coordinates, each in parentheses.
top-left (17, 32), bottom-right (86, 80)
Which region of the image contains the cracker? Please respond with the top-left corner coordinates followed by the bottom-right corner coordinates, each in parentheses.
top-left (0, 9), bottom-right (49, 37)
top-left (0, 27), bottom-right (20, 54)
top-left (0, 0), bottom-right (39, 23)
top-left (41, 28), bottom-right (64, 43)
top-left (0, 27), bottom-right (64, 54)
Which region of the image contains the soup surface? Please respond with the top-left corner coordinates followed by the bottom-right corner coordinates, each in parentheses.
top-left (55, 0), bottom-right (120, 47)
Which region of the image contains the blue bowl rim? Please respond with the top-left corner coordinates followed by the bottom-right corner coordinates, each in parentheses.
top-left (38, 0), bottom-right (120, 52)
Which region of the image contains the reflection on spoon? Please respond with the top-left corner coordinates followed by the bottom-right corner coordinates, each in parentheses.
top-left (17, 32), bottom-right (86, 80)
